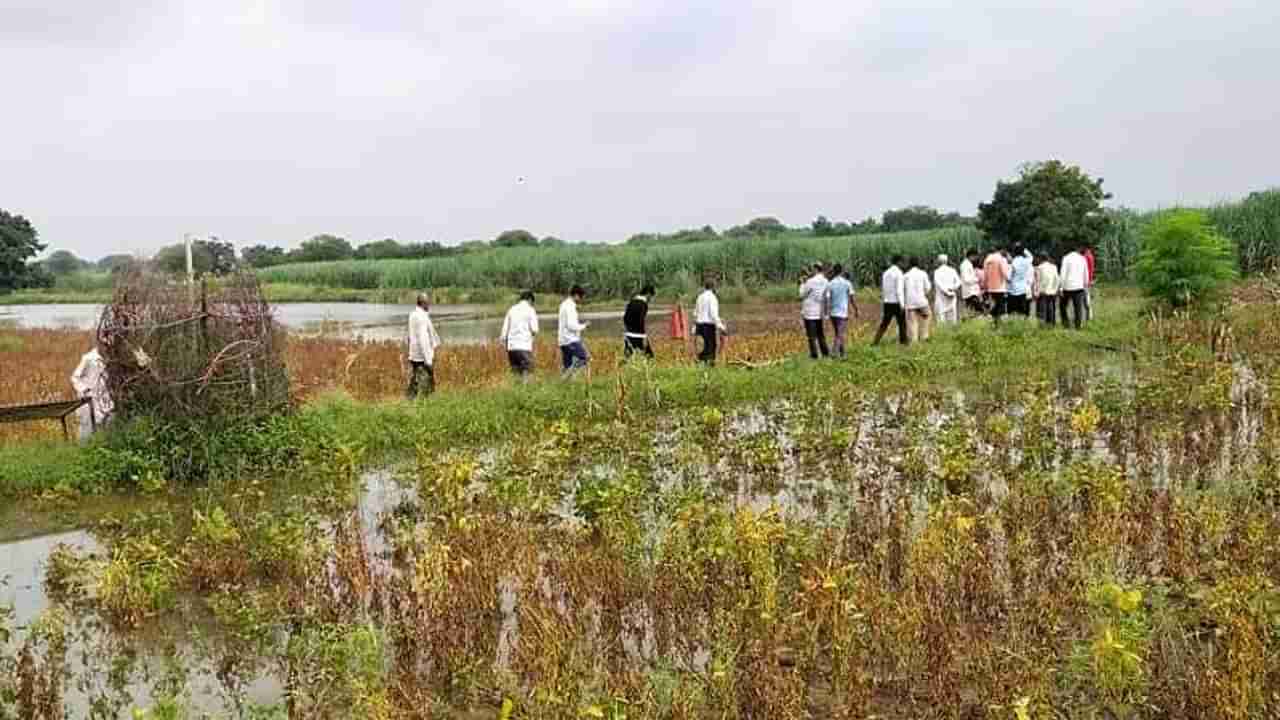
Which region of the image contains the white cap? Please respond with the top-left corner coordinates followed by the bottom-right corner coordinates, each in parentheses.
top-left (937, 254), bottom-right (948, 264)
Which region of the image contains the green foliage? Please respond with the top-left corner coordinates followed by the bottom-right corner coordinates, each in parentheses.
top-left (240, 244), bottom-right (288, 268)
top-left (41, 250), bottom-right (90, 276)
top-left (294, 234), bottom-right (354, 263)
top-left (260, 226), bottom-right (983, 297)
top-left (0, 209), bottom-right (47, 294)
top-left (1208, 188), bottom-right (1280, 275)
top-left (1135, 210), bottom-right (1237, 307)
top-left (493, 229), bottom-right (539, 247)
top-left (881, 205), bottom-right (973, 233)
top-left (978, 160), bottom-right (1112, 258)
top-left (52, 270), bottom-right (114, 293)
top-left (353, 238), bottom-right (451, 260)
top-left (725, 216), bottom-right (788, 237)
top-left (97, 254), bottom-right (137, 274)
top-left (152, 238), bottom-right (238, 277)
top-left (627, 225), bottom-right (720, 246)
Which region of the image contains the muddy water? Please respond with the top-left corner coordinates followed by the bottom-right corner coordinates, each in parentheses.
top-left (1, 529), bottom-right (96, 627)
top-left (0, 302), bottom-right (670, 345)
top-left (0, 300), bottom-right (811, 345)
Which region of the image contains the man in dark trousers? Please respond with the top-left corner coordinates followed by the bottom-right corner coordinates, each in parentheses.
top-left (694, 278), bottom-right (727, 365)
top-left (623, 284), bottom-right (656, 359)
top-left (872, 256), bottom-right (908, 346)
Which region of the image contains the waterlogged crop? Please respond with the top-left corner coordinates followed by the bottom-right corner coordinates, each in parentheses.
top-left (8, 290), bottom-right (1280, 717)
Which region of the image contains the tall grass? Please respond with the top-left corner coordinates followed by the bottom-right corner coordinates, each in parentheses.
top-left (259, 227), bottom-right (982, 297)
top-left (1207, 189), bottom-right (1280, 274)
top-left (257, 190), bottom-right (1280, 297)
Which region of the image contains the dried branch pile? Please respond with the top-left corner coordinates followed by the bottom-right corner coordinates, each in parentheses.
top-left (97, 271), bottom-right (289, 423)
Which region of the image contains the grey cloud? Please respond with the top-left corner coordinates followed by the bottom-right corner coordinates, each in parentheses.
top-left (1, 0), bottom-right (1278, 258)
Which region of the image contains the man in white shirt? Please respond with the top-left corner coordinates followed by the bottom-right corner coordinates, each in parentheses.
top-left (872, 256), bottom-right (908, 346)
top-left (70, 345), bottom-right (113, 440)
top-left (500, 290), bottom-right (539, 378)
top-left (903, 257), bottom-right (933, 342)
top-left (959, 248), bottom-right (983, 317)
top-left (406, 292), bottom-right (441, 398)
top-left (557, 285), bottom-right (591, 376)
top-left (799, 262), bottom-right (830, 359)
top-left (694, 278), bottom-right (728, 365)
top-left (1059, 244), bottom-right (1090, 329)
top-left (932, 254), bottom-right (961, 325)
top-left (1032, 253), bottom-right (1060, 326)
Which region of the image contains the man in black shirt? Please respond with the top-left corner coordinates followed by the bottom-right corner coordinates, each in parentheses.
top-left (623, 284), bottom-right (656, 359)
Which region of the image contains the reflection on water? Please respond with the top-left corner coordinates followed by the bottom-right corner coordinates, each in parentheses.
top-left (1, 529), bottom-right (96, 627)
top-left (0, 303), bottom-right (670, 346)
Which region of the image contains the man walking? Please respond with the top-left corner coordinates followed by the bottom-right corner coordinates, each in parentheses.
top-left (799, 262), bottom-right (830, 359)
top-left (932, 254), bottom-right (961, 325)
top-left (406, 292), bottom-right (441, 398)
top-left (1008, 244), bottom-right (1033, 317)
top-left (873, 256), bottom-right (908, 346)
top-left (826, 264), bottom-right (855, 357)
top-left (694, 278), bottom-right (727, 365)
top-left (500, 290), bottom-right (539, 378)
top-left (70, 344), bottom-right (113, 441)
top-left (1083, 243), bottom-right (1097, 321)
top-left (959, 249), bottom-right (983, 317)
top-left (983, 247), bottom-right (1011, 326)
top-left (903, 257), bottom-right (933, 343)
top-left (623, 284), bottom-right (655, 359)
top-left (558, 285), bottom-right (591, 376)
top-left (1033, 253), bottom-right (1059, 326)
top-left (1060, 245), bottom-right (1090, 329)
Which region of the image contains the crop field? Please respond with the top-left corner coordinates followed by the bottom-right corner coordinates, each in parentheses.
top-left (5, 285), bottom-right (1280, 717)
top-left (257, 227), bottom-right (985, 298)
top-left (255, 191), bottom-right (1280, 298)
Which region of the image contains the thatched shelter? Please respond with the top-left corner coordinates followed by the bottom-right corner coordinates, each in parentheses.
top-left (96, 270), bottom-right (288, 423)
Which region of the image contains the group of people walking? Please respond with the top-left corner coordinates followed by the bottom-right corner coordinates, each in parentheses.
top-left (405, 284), bottom-right (660, 396)
top-left (871, 243), bottom-right (1096, 346)
top-left (405, 241), bottom-right (1098, 395)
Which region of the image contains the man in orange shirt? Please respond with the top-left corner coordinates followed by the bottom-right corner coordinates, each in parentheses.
top-left (982, 248), bottom-right (1011, 326)
top-left (1082, 244), bottom-right (1096, 321)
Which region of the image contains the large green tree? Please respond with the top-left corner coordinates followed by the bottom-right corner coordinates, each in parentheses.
top-left (97, 253), bottom-right (138, 274)
top-left (0, 209), bottom-right (46, 293)
top-left (978, 160), bottom-right (1112, 258)
top-left (726, 217), bottom-right (787, 238)
top-left (152, 238), bottom-right (238, 276)
top-left (293, 234), bottom-right (354, 262)
top-left (43, 249), bottom-right (89, 275)
top-left (493, 229), bottom-right (539, 248)
top-left (241, 244), bottom-right (287, 268)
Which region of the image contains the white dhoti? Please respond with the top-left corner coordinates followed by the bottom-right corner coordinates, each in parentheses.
top-left (71, 348), bottom-right (113, 442)
top-left (935, 294), bottom-right (959, 324)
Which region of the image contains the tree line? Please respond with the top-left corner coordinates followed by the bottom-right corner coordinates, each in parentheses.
top-left (4, 203), bottom-right (980, 285)
top-left (4, 160), bottom-right (1276, 293)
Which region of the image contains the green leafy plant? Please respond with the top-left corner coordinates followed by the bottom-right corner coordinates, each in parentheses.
top-left (1134, 210), bottom-right (1237, 307)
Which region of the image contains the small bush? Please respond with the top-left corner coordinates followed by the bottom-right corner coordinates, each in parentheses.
top-left (1135, 210), bottom-right (1237, 307)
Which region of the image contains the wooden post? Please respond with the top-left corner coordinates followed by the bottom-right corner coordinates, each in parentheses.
top-left (200, 277), bottom-right (209, 358)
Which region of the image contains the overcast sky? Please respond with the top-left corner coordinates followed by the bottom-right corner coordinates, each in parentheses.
top-left (3, 0), bottom-right (1278, 259)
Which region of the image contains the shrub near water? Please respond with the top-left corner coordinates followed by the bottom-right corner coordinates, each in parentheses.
top-left (1135, 210), bottom-right (1237, 307)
